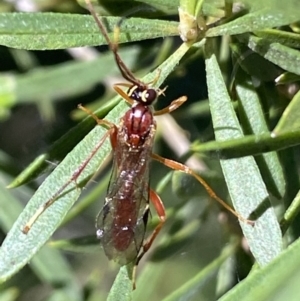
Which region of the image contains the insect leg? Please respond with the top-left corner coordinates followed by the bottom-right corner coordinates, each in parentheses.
top-left (113, 84), bottom-right (134, 105)
top-left (154, 96), bottom-right (187, 116)
top-left (151, 153), bottom-right (255, 225)
top-left (77, 104), bottom-right (115, 128)
top-left (22, 128), bottom-right (113, 234)
top-left (132, 189), bottom-right (166, 289)
top-left (114, 82), bottom-right (132, 88)
top-left (23, 106), bottom-right (117, 234)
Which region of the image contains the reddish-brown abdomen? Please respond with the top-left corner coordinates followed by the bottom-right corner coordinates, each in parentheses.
top-left (112, 196), bottom-right (137, 251)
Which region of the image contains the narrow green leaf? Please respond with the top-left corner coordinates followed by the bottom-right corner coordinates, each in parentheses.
top-left (205, 41), bottom-right (282, 266)
top-left (207, 2), bottom-right (300, 37)
top-left (238, 34), bottom-right (300, 75)
top-left (0, 175), bottom-right (81, 300)
top-left (11, 48), bottom-right (138, 103)
top-left (0, 42), bottom-right (190, 281)
top-left (282, 190), bottom-right (300, 233)
top-left (7, 154), bottom-right (48, 188)
top-left (30, 247), bottom-right (82, 301)
top-left (107, 266), bottom-right (132, 301)
top-left (190, 130), bottom-right (300, 158)
top-left (132, 260), bottom-right (166, 299)
top-left (230, 43), bottom-right (281, 82)
top-left (0, 13), bottom-right (179, 50)
top-left (162, 237), bottom-right (239, 301)
top-left (218, 237), bottom-right (300, 301)
top-left (273, 90), bottom-right (300, 134)
top-left (216, 256), bottom-right (235, 297)
top-left (0, 178), bottom-right (24, 232)
top-left (179, 0), bottom-right (198, 16)
top-left (255, 29), bottom-right (300, 49)
top-left (202, 0), bottom-right (225, 18)
top-left (235, 71), bottom-right (285, 199)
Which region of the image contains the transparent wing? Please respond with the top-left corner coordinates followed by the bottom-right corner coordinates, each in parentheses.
top-left (96, 132), bottom-right (153, 265)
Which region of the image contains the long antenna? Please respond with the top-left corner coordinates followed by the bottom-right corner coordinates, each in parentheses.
top-left (85, 0), bottom-right (144, 87)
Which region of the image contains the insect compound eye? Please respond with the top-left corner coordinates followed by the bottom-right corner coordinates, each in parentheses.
top-left (142, 88), bottom-right (158, 105)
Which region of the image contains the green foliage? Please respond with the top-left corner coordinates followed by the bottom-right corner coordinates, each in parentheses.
top-left (0, 0), bottom-right (300, 300)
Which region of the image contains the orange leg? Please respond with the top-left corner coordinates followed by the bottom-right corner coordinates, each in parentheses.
top-left (114, 82), bottom-right (132, 88)
top-left (113, 84), bottom-right (134, 105)
top-left (132, 189), bottom-right (166, 289)
top-left (154, 96), bottom-right (187, 116)
top-left (151, 153), bottom-right (255, 225)
top-left (23, 105), bottom-right (116, 234)
top-left (78, 104), bottom-right (115, 128)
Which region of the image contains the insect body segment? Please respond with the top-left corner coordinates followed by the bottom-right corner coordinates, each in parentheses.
top-left (96, 103), bottom-right (156, 265)
top-left (127, 85), bottom-right (158, 105)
